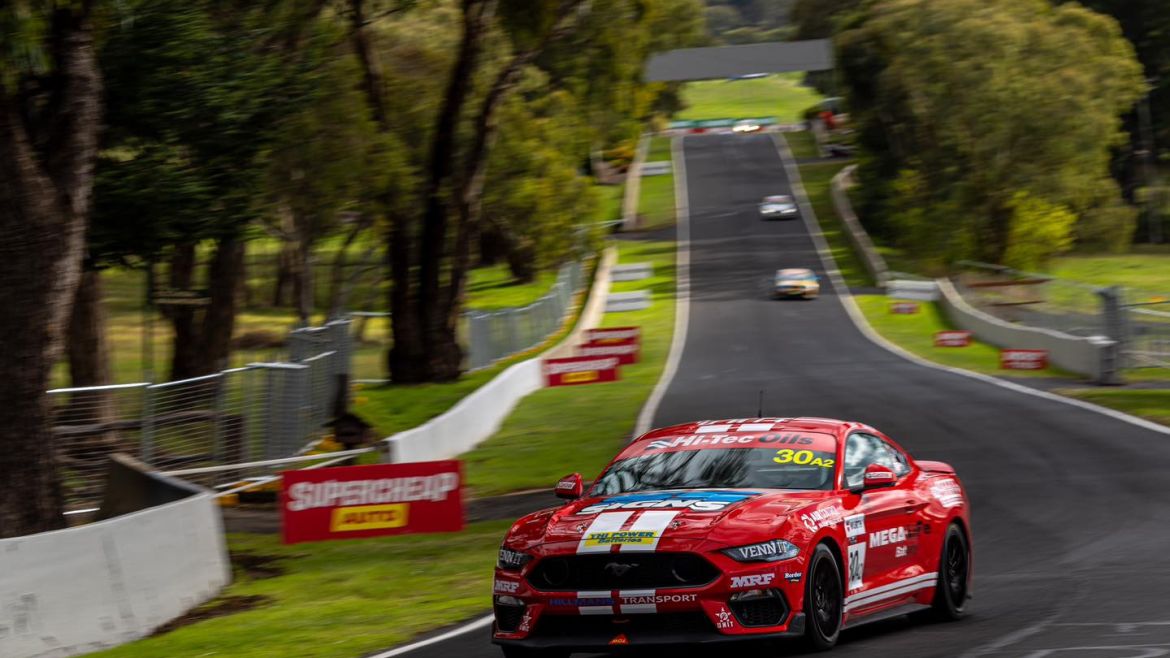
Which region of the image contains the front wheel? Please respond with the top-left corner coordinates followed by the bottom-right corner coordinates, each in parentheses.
top-left (928, 523), bottom-right (970, 620)
top-left (803, 543), bottom-right (843, 651)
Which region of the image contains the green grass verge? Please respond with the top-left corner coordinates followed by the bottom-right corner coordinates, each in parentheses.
top-left (677, 73), bottom-right (824, 123)
top-left (1055, 389), bottom-right (1170, 426)
top-left (597, 182), bottom-right (625, 223)
top-left (90, 522), bottom-right (508, 658)
top-left (852, 295), bottom-right (1078, 379)
top-left (786, 146), bottom-right (869, 289)
top-left (1050, 245), bottom-right (1170, 295)
top-left (637, 137), bottom-right (676, 231)
top-left (462, 239), bottom-right (677, 496)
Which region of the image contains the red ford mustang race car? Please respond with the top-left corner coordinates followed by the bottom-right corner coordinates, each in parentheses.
top-left (491, 417), bottom-right (972, 656)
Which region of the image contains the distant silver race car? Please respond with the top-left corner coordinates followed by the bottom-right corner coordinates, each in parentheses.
top-left (760, 194), bottom-right (799, 219)
top-left (773, 268), bottom-right (820, 299)
top-left (733, 119), bottom-right (762, 134)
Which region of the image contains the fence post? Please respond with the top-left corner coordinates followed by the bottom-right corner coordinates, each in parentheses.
top-left (140, 385), bottom-right (156, 463)
top-left (1098, 286), bottom-right (1127, 384)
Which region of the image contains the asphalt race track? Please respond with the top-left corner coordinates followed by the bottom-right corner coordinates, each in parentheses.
top-left (402, 133), bottom-right (1170, 658)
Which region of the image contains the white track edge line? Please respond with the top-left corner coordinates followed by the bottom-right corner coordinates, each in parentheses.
top-left (366, 614), bottom-right (494, 657)
top-left (635, 135), bottom-right (692, 437)
top-left (770, 134), bottom-right (1170, 438)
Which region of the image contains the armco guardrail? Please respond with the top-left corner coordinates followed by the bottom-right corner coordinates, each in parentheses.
top-left (0, 492), bottom-right (229, 657)
top-left (831, 165), bottom-right (890, 287)
top-left (384, 247), bottom-right (617, 463)
top-left (937, 278), bottom-right (1117, 382)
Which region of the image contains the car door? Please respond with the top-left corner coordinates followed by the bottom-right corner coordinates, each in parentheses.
top-left (841, 432), bottom-right (921, 615)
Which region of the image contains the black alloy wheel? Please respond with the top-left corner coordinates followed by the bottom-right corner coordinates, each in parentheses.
top-left (803, 543), bottom-right (843, 651)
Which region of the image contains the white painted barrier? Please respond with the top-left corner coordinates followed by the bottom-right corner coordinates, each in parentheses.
top-left (831, 165), bottom-right (890, 288)
top-left (888, 279), bottom-right (939, 301)
top-left (936, 278), bottom-right (1115, 382)
top-left (0, 493), bottom-right (229, 658)
top-left (384, 248), bottom-right (618, 463)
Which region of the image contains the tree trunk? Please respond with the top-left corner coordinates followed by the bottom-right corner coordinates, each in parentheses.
top-left (273, 245), bottom-right (294, 307)
top-left (0, 4), bottom-right (102, 536)
top-left (167, 242), bottom-right (202, 381)
top-left (506, 245), bottom-right (538, 283)
top-left (199, 236), bottom-right (245, 374)
top-left (295, 238), bottom-right (313, 326)
top-left (65, 268), bottom-right (115, 422)
top-left (478, 221), bottom-right (507, 266)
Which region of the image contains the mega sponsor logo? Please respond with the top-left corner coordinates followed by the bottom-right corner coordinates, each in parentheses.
top-left (868, 526), bottom-right (907, 548)
top-left (646, 433), bottom-right (816, 451)
top-left (579, 491), bottom-right (758, 515)
top-left (931, 478), bottom-right (963, 508)
top-left (801, 505), bottom-right (844, 533)
top-left (544, 356), bottom-right (621, 387)
top-left (281, 461), bottom-right (463, 544)
top-left (730, 573), bottom-right (776, 589)
top-left (1000, 349), bottom-right (1048, 370)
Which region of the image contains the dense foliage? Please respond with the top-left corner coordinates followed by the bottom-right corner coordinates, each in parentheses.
top-left (837, 0), bottom-right (1145, 271)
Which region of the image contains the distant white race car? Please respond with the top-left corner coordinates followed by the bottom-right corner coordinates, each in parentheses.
top-left (773, 267), bottom-right (820, 299)
top-left (759, 194), bottom-right (799, 219)
top-left (732, 119), bottom-right (761, 134)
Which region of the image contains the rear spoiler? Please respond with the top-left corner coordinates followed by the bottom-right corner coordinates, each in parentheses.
top-left (916, 460), bottom-right (955, 475)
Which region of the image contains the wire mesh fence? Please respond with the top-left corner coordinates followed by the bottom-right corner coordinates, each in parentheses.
top-left (954, 261), bottom-right (1170, 371)
top-left (50, 320), bottom-right (354, 509)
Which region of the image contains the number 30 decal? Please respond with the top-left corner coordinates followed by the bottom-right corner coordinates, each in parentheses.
top-left (774, 449), bottom-right (835, 468)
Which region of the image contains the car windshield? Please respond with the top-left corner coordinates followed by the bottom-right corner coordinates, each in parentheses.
top-left (778, 271), bottom-right (815, 281)
top-left (591, 447), bottom-right (837, 496)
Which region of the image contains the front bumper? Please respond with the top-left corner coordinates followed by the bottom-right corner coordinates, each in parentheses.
top-left (491, 551), bottom-right (809, 651)
top-left (493, 612), bottom-right (806, 651)
top-left (773, 287), bottom-right (816, 298)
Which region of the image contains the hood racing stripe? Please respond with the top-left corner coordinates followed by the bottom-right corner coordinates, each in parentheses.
top-left (615, 510), bottom-right (679, 553)
top-left (576, 511), bottom-right (635, 554)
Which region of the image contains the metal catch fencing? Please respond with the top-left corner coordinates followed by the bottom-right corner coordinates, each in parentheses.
top-left (49, 320), bottom-right (352, 509)
top-left (352, 259), bottom-right (588, 382)
top-left (954, 261), bottom-right (1170, 372)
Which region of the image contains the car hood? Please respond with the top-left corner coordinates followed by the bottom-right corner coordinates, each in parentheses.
top-left (508, 489), bottom-right (835, 549)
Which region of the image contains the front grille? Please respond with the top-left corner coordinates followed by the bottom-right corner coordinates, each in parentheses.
top-left (528, 553), bottom-right (718, 591)
top-left (494, 603), bottom-right (525, 632)
top-left (533, 612), bottom-right (714, 638)
top-left (730, 591), bottom-right (789, 627)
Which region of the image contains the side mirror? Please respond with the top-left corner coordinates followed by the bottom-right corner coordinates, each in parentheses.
top-left (862, 463), bottom-right (898, 490)
top-left (555, 473), bottom-right (584, 500)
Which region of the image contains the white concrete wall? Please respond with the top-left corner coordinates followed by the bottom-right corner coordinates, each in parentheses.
top-left (384, 247), bottom-right (618, 463)
top-left (0, 493), bottom-right (230, 658)
top-left (831, 165), bottom-right (890, 287)
top-left (936, 278), bottom-right (1112, 381)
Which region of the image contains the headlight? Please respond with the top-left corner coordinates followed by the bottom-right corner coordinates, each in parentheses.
top-left (722, 539), bottom-right (800, 563)
top-left (498, 546), bottom-right (532, 571)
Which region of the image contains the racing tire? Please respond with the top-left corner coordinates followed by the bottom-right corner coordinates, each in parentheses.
top-left (927, 523), bottom-right (970, 621)
top-left (802, 543), bottom-right (843, 651)
top-left (500, 646), bottom-right (569, 658)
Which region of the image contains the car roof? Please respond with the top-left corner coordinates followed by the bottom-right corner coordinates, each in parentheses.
top-left (633, 417), bottom-right (860, 445)
top-left (762, 195), bottom-right (792, 203)
top-left (776, 268), bottom-right (813, 277)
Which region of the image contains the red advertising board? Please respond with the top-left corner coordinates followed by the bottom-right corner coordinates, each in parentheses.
top-left (578, 338), bottom-right (640, 365)
top-left (544, 355), bottom-right (621, 387)
top-left (281, 461), bottom-right (463, 544)
top-left (890, 301), bottom-right (920, 314)
top-left (934, 330), bottom-right (973, 347)
top-left (1000, 349), bottom-right (1049, 370)
top-left (586, 326), bottom-right (641, 344)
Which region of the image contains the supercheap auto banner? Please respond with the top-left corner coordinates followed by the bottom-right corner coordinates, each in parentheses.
top-left (281, 461), bottom-right (463, 544)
